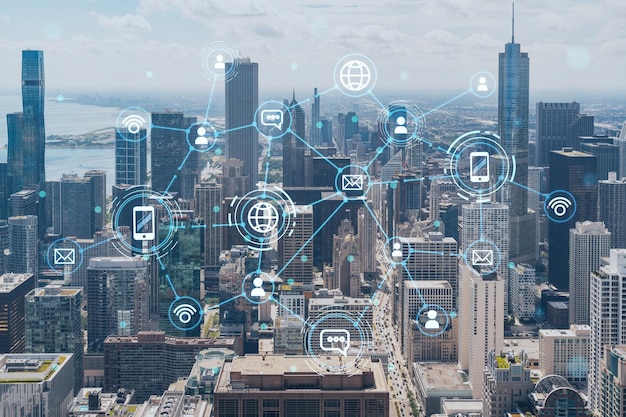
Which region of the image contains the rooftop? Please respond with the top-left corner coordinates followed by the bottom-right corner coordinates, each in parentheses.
top-left (0, 353), bottom-right (69, 384)
top-left (0, 273), bottom-right (33, 292)
top-left (415, 362), bottom-right (470, 392)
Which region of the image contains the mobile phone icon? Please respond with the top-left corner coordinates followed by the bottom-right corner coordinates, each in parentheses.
top-left (469, 151), bottom-right (490, 183)
top-left (133, 206), bottom-right (155, 241)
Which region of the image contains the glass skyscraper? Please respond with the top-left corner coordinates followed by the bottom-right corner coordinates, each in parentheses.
top-left (225, 58), bottom-right (258, 193)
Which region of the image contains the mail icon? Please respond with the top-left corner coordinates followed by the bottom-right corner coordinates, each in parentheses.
top-left (471, 249), bottom-right (493, 266)
top-left (54, 248), bottom-right (75, 265)
top-left (342, 174), bottom-right (364, 191)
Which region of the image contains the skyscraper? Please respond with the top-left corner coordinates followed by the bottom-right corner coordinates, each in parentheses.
top-left (0, 273), bottom-right (35, 353)
top-left (7, 215), bottom-right (38, 283)
top-left (282, 92), bottom-right (306, 187)
top-left (589, 249), bottom-right (626, 412)
top-left (194, 182), bottom-right (223, 294)
top-left (225, 58), bottom-right (259, 192)
top-left (599, 345), bottom-right (626, 417)
top-left (569, 221), bottom-right (611, 325)
top-left (598, 172), bottom-right (626, 249)
top-left (548, 149), bottom-right (597, 290)
top-left (310, 87), bottom-right (321, 147)
top-left (278, 205), bottom-right (313, 285)
top-left (25, 285), bottom-right (84, 394)
top-left (58, 172), bottom-right (106, 239)
top-left (115, 128), bottom-right (147, 186)
top-left (19, 50), bottom-right (46, 191)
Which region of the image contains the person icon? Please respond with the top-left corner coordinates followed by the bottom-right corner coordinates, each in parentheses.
top-left (250, 276), bottom-right (265, 297)
top-left (195, 126), bottom-right (208, 146)
top-left (425, 310), bottom-right (440, 329)
top-left (394, 116), bottom-right (408, 134)
top-left (214, 54), bottom-right (225, 70)
top-left (391, 242), bottom-right (403, 259)
top-left (476, 76), bottom-right (489, 92)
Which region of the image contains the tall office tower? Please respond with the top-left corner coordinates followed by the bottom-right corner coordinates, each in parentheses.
top-left (8, 189), bottom-right (37, 217)
top-left (331, 219), bottom-right (362, 297)
top-left (428, 179), bottom-right (457, 222)
top-left (548, 149), bottom-right (598, 290)
top-left (87, 257), bottom-right (149, 352)
top-left (19, 50), bottom-right (46, 190)
top-left (358, 203), bottom-right (377, 279)
top-left (539, 324), bottom-right (590, 383)
top-left (0, 221), bottom-right (7, 274)
top-left (509, 263), bottom-right (536, 321)
top-left (220, 158), bottom-right (250, 198)
top-left (7, 215), bottom-right (38, 282)
top-left (278, 205), bottom-right (313, 285)
top-left (528, 166), bottom-right (547, 250)
top-left (461, 202), bottom-right (509, 309)
top-left (59, 172), bottom-right (105, 239)
top-left (582, 142), bottom-right (619, 181)
top-left (115, 128), bottom-right (147, 186)
top-left (310, 87), bottom-right (321, 146)
top-left (344, 111), bottom-right (359, 149)
top-left (458, 264), bottom-right (504, 398)
top-left (194, 182), bottom-right (223, 294)
top-left (25, 285), bottom-right (84, 394)
top-left (0, 353), bottom-right (74, 417)
top-left (0, 273), bottom-right (35, 353)
top-left (319, 119), bottom-right (332, 147)
top-left (497, 10), bottom-right (537, 268)
top-left (599, 345), bottom-right (626, 417)
top-left (569, 221), bottom-right (611, 325)
top-left (398, 232), bottom-right (458, 345)
top-left (151, 112), bottom-right (199, 199)
top-left (225, 58), bottom-right (258, 192)
top-left (282, 92), bottom-right (306, 187)
top-left (535, 102), bottom-right (595, 167)
top-left (482, 350), bottom-right (534, 417)
top-left (6, 112), bottom-right (24, 193)
top-left (589, 249), bottom-right (626, 412)
top-left (0, 163), bottom-right (9, 220)
top-left (103, 331), bottom-right (234, 402)
top-left (213, 354), bottom-right (389, 416)
top-left (404, 280), bottom-right (457, 363)
top-left (599, 172), bottom-right (626, 249)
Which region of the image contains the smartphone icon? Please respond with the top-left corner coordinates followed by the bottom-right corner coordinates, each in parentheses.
top-left (469, 151), bottom-right (490, 183)
top-left (133, 206), bottom-right (155, 241)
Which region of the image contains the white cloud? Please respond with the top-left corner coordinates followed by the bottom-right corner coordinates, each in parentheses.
top-left (90, 12), bottom-right (152, 33)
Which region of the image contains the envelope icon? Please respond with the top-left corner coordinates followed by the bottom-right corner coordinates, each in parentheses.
top-left (54, 248), bottom-right (75, 265)
top-left (342, 174), bottom-right (363, 191)
top-left (471, 249), bottom-right (493, 266)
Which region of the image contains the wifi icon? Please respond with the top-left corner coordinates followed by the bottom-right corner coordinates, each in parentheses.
top-left (173, 303), bottom-right (197, 324)
top-left (122, 114), bottom-right (146, 134)
top-left (547, 196), bottom-right (572, 217)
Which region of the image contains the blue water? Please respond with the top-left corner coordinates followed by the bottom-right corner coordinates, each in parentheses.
top-left (0, 94), bottom-right (122, 193)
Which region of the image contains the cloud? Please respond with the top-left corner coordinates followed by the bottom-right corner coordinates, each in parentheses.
top-left (91, 12), bottom-right (152, 33)
top-left (0, 15), bottom-right (10, 22)
top-left (138, 0), bottom-right (267, 20)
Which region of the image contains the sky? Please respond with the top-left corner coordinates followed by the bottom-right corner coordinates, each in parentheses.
top-left (0, 0), bottom-right (625, 96)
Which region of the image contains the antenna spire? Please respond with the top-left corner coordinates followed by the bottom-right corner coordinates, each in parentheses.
top-left (511, 2), bottom-right (515, 43)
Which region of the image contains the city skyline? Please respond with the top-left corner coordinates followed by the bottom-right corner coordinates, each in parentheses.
top-left (0, 1), bottom-right (624, 94)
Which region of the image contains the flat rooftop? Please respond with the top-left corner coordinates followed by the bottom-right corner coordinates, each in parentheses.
top-left (0, 353), bottom-right (70, 384)
top-left (0, 273), bottom-right (33, 292)
top-left (415, 362), bottom-right (470, 392)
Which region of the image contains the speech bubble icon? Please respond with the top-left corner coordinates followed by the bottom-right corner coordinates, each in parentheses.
top-left (320, 329), bottom-right (350, 356)
top-left (261, 109), bottom-right (283, 130)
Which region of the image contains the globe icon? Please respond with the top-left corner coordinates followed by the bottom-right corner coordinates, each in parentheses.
top-left (339, 60), bottom-right (371, 92)
top-left (247, 201), bottom-right (280, 234)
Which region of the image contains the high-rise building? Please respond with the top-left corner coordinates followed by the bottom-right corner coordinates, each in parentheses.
top-left (87, 257), bottom-right (149, 352)
top-left (7, 215), bottom-right (38, 282)
top-left (548, 148), bottom-right (598, 290)
top-left (581, 142), bottom-right (619, 181)
top-left (599, 172), bottom-right (626, 249)
top-left (282, 92), bottom-right (306, 187)
top-left (115, 128), bottom-right (148, 186)
top-left (194, 182), bottom-right (223, 294)
top-left (358, 203), bottom-right (377, 279)
top-left (25, 285), bottom-right (84, 394)
top-left (278, 205), bottom-right (313, 285)
top-left (599, 344), bottom-right (626, 417)
top-left (220, 158), bottom-right (250, 198)
top-left (535, 102), bottom-right (595, 167)
top-left (509, 263), bottom-right (536, 321)
top-left (589, 249), bottom-right (626, 412)
top-left (58, 172), bottom-right (106, 239)
top-left (569, 221), bottom-right (611, 325)
top-left (104, 331), bottom-right (236, 402)
top-left (225, 58), bottom-right (259, 192)
top-left (213, 354), bottom-right (389, 417)
top-left (150, 112), bottom-right (199, 199)
top-left (0, 273), bottom-right (35, 353)
top-left (539, 325), bottom-right (590, 383)
top-left (458, 265), bottom-right (504, 398)
top-left (615, 122), bottom-right (626, 178)
top-left (8, 189), bottom-right (38, 217)
top-left (482, 350), bottom-right (534, 417)
top-left (6, 112), bottom-right (24, 194)
top-left (0, 353), bottom-right (75, 417)
top-left (310, 87), bottom-right (322, 147)
top-left (461, 202), bottom-right (509, 308)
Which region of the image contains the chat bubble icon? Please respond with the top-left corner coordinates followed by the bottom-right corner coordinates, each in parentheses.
top-left (261, 109), bottom-right (283, 130)
top-left (320, 329), bottom-right (350, 356)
